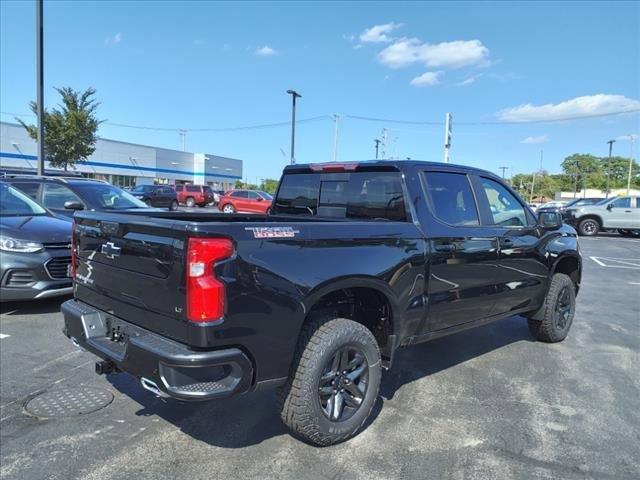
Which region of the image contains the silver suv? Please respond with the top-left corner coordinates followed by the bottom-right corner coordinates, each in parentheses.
top-left (565, 196), bottom-right (640, 236)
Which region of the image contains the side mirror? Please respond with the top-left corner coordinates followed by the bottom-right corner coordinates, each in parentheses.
top-left (257, 196), bottom-right (264, 201)
top-left (538, 211), bottom-right (562, 229)
top-left (606, 203), bottom-right (613, 210)
top-left (64, 200), bottom-right (84, 211)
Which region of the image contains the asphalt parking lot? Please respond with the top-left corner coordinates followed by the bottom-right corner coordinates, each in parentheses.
top-left (1, 234), bottom-right (638, 480)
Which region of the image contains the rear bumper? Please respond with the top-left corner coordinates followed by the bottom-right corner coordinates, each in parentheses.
top-left (61, 299), bottom-right (253, 401)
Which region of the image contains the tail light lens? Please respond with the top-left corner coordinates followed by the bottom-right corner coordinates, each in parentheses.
top-left (70, 220), bottom-right (77, 279)
top-left (186, 238), bottom-right (234, 323)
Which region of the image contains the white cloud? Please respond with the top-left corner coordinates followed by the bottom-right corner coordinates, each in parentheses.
top-left (410, 71), bottom-right (442, 87)
top-left (520, 135), bottom-right (549, 144)
top-left (360, 23), bottom-right (403, 43)
top-left (104, 32), bottom-right (123, 46)
top-left (616, 134), bottom-right (639, 141)
top-left (456, 73), bottom-right (483, 86)
top-left (497, 94), bottom-right (640, 122)
top-left (379, 38), bottom-right (489, 69)
top-left (255, 45), bottom-right (278, 56)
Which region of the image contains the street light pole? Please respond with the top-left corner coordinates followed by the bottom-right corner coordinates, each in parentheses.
top-left (286, 90), bottom-right (301, 165)
top-left (374, 139), bottom-right (381, 159)
top-left (627, 134), bottom-right (636, 196)
top-left (36, 0), bottom-right (45, 175)
top-left (606, 139), bottom-right (615, 198)
top-left (332, 114), bottom-right (340, 162)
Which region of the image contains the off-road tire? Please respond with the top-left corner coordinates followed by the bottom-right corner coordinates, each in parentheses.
top-left (278, 315), bottom-right (381, 446)
top-left (578, 218), bottom-right (599, 236)
top-left (527, 273), bottom-right (576, 343)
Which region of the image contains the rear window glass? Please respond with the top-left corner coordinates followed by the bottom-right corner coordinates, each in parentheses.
top-left (273, 171), bottom-right (407, 221)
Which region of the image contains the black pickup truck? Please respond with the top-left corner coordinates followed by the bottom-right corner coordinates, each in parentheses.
top-left (62, 161), bottom-right (581, 446)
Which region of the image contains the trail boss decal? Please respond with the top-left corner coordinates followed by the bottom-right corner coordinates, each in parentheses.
top-left (245, 227), bottom-right (299, 239)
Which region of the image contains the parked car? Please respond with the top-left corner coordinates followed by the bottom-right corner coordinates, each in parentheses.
top-left (537, 197), bottom-right (602, 219)
top-left (537, 200), bottom-right (567, 210)
top-left (3, 176), bottom-right (156, 219)
top-left (175, 184), bottom-right (214, 207)
top-left (0, 182), bottom-right (72, 301)
top-left (218, 189), bottom-right (272, 214)
top-left (62, 160), bottom-right (581, 446)
top-left (564, 195), bottom-right (640, 236)
top-left (129, 185), bottom-right (179, 210)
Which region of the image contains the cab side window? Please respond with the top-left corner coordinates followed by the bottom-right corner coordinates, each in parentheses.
top-left (423, 172), bottom-right (479, 226)
top-left (42, 183), bottom-right (82, 209)
top-left (610, 197), bottom-right (631, 208)
top-left (478, 177), bottom-right (533, 227)
top-left (231, 191), bottom-right (248, 198)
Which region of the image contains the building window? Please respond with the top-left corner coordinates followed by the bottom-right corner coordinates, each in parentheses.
top-left (111, 175), bottom-right (136, 188)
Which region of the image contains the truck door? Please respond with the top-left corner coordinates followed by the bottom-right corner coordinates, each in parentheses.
top-left (471, 175), bottom-right (548, 317)
top-left (421, 171), bottom-right (499, 331)
top-left (602, 197), bottom-right (635, 229)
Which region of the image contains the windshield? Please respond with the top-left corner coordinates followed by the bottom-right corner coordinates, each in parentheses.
top-left (131, 185), bottom-right (153, 193)
top-left (565, 198), bottom-right (602, 207)
top-left (0, 183), bottom-right (47, 216)
top-left (595, 197), bottom-right (612, 205)
top-left (72, 183), bottom-right (148, 210)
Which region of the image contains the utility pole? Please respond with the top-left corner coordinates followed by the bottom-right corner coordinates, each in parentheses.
top-left (286, 90), bottom-right (301, 164)
top-left (381, 128), bottom-right (388, 160)
top-left (36, 0), bottom-right (45, 175)
top-left (606, 139), bottom-right (616, 198)
top-left (374, 139), bottom-right (381, 159)
top-left (499, 166), bottom-right (509, 179)
top-left (529, 172), bottom-right (536, 204)
top-left (332, 114), bottom-right (340, 162)
top-left (179, 129), bottom-right (187, 151)
top-left (443, 112), bottom-right (452, 163)
top-left (628, 134), bottom-right (636, 195)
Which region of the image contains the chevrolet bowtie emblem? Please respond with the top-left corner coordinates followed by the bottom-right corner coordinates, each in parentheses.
top-left (101, 242), bottom-right (121, 259)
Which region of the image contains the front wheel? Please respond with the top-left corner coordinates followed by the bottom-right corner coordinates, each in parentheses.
top-left (528, 273), bottom-right (576, 343)
top-left (185, 197), bottom-right (196, 208)
top-left (578, 218), bottom-right (599, 236)
top-left (278, 316), bottom-right (381, 446)
top-left (221, 204), bottom-right (235, 214)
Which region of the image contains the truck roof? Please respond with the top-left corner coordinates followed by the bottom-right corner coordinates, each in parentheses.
top-left (285, 160), bottom-right (500, 178)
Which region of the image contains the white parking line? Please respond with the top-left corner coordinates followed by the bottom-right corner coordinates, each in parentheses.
top-left (0, 334), bottom-right (9, 339)
top-left (629, 282), bottom-right (640, 286)
top-left (589, 256), bottom-right (640, 269)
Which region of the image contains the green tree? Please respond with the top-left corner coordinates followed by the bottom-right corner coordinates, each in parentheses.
top-left (18, 87), bottom-right (102, 171)
top-left (259, 178), bottom-right (279, 194)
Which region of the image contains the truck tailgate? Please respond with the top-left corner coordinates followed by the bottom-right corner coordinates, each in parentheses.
top-left (74, 213), bottom-right (189, 331)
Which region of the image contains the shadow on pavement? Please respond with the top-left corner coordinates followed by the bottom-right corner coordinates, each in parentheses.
top-left (106, 315), bottom-right (531, 448)
top-left (0, 295), bottom-right (71, 316)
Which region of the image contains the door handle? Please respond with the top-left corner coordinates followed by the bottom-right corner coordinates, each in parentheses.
top-left (499, 238), bottom-right (514, 248)
top-left (434, 244), bottom-right (456, 253)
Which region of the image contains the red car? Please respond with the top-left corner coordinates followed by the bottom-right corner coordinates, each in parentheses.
top-left (174, 184), bottom-right (214, 207)
top-left (219, 190), bottom-right (272, 214)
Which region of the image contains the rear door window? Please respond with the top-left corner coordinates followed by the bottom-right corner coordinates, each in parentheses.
top-left (422, 172), bottom-right (479, 226)
top-left (231, 191), bottom-right (248, 198)
top-left (186, 185), bottom-right (200, 193)
top-left (610, 197), bottom-right (631, 208)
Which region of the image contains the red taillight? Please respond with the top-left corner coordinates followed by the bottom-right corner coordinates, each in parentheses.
top-left (70, 220), bottom-right (77, 279)
top-left (186, 238), bottom-right (234, 323)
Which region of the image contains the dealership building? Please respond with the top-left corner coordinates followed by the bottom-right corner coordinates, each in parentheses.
top-left (0, 121), bottom-right (242, 191)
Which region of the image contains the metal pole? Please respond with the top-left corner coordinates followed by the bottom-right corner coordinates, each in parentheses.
top-left (606, 139), bottom-right (615, 198)
top-left (499, 166), bottom-right (508, 179)
top-left (443, 112), bottom-right (452, 163)
top-left (627, 135), bottom-right (635, 196)
top-left (179, 130), bottom-right (186, 151)
top-left (36, 0), bottom-right (45, 175)
top-left (332, 114), bottom-right (339, 162)
top-left (529, 172), bottom-right (536, 204)
top-left (286, 90), bottom-right (301, 165)
top-left (374, 139), bottom-right (380, 159)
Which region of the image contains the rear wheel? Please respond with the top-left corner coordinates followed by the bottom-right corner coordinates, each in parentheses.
top-left (528, 273), bottom-right (576, 343)
top-left (169, 199), bottom-right (179, 211)
top-left (185, 197), bottom-right (195, 208)
top-left (578, 218), bottom-right (599, 236)
top-left (618, 229), bottom-right (640, 238)
top-left (222, 204), bottom-right (235, 214)
top-left (278, 315), bottom-right (381, 446)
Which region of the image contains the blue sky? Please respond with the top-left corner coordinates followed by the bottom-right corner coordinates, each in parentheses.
top-left (1, 1), bottom-right (639, 182)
